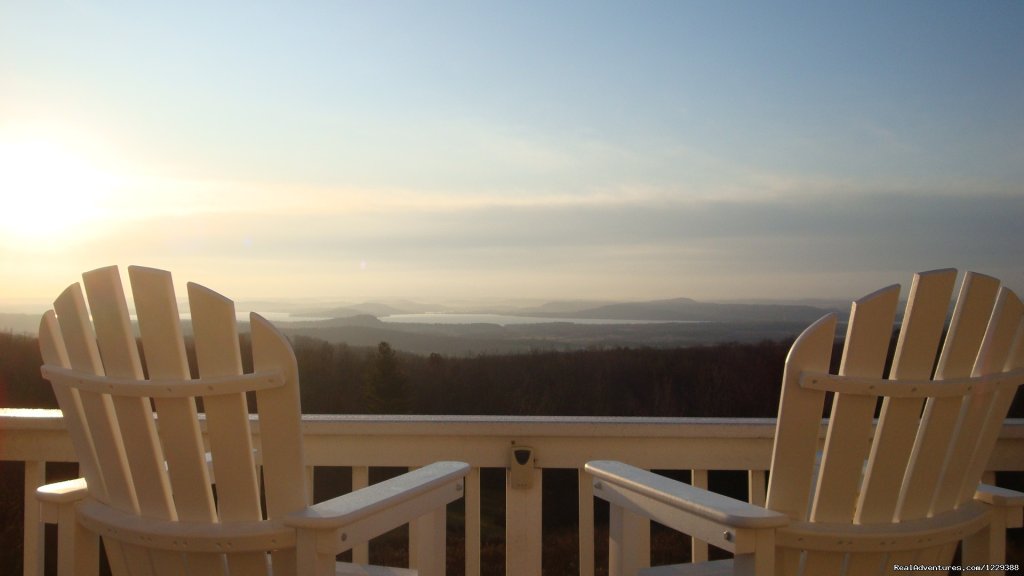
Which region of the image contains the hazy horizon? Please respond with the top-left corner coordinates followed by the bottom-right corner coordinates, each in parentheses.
top-left (3, 2), bottom-right (1022, 304)
top-left (0, 290), bottom-right (852, 315)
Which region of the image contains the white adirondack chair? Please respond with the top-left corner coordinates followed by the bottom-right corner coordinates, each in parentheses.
top-left (35, 265), bottom-right (468, 576)
top-left (587, 269), bottom-right (1024, 575)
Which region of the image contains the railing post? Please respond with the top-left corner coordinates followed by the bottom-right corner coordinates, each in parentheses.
top-left (579, 468), bottom-right (595, 576)
top-left (23, 460), bottom-right (45, 576)
top-left (505, 466), bottom-right (542, 574)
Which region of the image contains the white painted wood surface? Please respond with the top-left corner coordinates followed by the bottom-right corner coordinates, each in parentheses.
top-left (805, 284), bottom-right (898, 575)
top-left (585, 269), bottom-right (1024, 575)
top-left (5, 410), bottom-right (1024, 576)
top-left (34, 265), bottom-right (468, 576)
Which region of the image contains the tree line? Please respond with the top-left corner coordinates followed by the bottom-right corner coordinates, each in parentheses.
top-left (316, 337), bottom-right (796, 418)
top-left (5, 330), bottom-right (1024, 418)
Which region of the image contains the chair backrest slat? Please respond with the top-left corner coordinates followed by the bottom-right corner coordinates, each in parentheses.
top-left (958, 309), bottom-right (1024, 505)
top-left (856, 269), bottom-right (955, 523)
top-left (810, 284), bottom-right (899, 524)
top-left (188, 281), bottom-right (270, 576)
top-left (53, 280), bottom-right (158, 575)
top-left (897, 272), bottom-right (999, 521)
top-left (250, 314), bottom-right (309, 518)
top-left (251, 314), bottom-right (307, 576)
top-left (128, 266), bottom-right (229, 576)
top-left (765, 314), bottom-right (837, 521)
top-left (53, 283), bottom-right (138, 513)
top-left (128, 266), bottom-right (219, 524)
top-left (39, 310), bottom-right (105, 501)
top-left (803, 285), bottom-right (899, 575)
top-left (83, 267), bottom-right (179, 524)
top-left (187, 281), bottom-right (263, 521)
top-left (935, 288), bottom-right (1023, 510)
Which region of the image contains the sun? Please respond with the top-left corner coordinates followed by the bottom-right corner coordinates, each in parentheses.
top-left (0, 137), bottom-right (119, 247)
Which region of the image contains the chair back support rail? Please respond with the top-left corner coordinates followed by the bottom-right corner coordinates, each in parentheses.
top-left (589, 269), bottom-right (1024, 576)
top-left (34, 265), bottom-right (467, 576)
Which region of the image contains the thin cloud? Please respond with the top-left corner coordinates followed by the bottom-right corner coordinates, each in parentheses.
top-left (22, 188), bottom-right (1015, 301)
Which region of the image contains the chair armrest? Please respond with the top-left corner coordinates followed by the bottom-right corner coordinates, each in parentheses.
top-left (285, 461), bottom-right (468, 555)
top-left (37, 476), bottom-right (88, 525)
top-left (974, 483), bottom-right (1024, 507)
top-left (587, 460), bottom-right (787, 529)
top-left (36, 477), bottom-right (88, 504)
top-left (586, 460), bottom-right (788, 554)
top-left (35, 478), bottom-right (100, 575)
top-left (975, 483), bottom-right (1024, 529)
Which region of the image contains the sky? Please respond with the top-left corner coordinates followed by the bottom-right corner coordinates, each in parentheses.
top-left (2, 1), bottom-right (1023, 308)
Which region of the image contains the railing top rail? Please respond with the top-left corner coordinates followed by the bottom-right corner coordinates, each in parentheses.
top-left (0, 408), bottom-right (66, 429)
top-left (2, 409), bottom-right (1023, 437)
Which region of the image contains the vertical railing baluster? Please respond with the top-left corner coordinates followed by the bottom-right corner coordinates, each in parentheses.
top-left (351, 465), bottom-right (369, 564)
top-left (23, 460), bottom-right (45, 576)
top-left (305, 465), bottom-right (315, 505)
top-left (749, 469), bottom-right (767, 507)
top-left (407, 466), bottom-right (418, 563)
top-left (466, 467), bottom-right (481, 576)
top-left (691, 469), bottom-right (709, 563)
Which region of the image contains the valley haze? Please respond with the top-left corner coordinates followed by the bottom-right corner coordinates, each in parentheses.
top-left (1, 295), bottom-right (845, 356)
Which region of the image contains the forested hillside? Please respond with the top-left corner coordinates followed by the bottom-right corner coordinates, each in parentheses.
top-left (1, 331), bottom-right (794, 417)
top-left (6, 329), bottom-right (1024, 418)
top-left (294, 336), bottom-right (795, 417)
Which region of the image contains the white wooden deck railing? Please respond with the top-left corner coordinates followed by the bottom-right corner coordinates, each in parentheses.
top-left (3, 409), bottom-right (1023, 576)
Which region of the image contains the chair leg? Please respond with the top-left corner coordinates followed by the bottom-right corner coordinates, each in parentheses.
top-left (296, 529), bottom-right (336, 576)
top-left (964, 512), bottom-right (1009, 574)
top-left (56, 502), bottom-right (99, 576)
top-left (270, 548), bottom-right (298, 576)
top-left (609, 504), bottom-right (649, 576)
top-left (732, 530), bottom-right (775, 576)
top-left (410, 508), bottom-right (446, 576)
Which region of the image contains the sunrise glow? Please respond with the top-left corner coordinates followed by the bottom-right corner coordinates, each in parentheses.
top-left (1, 3), bottom-right (1021, 303)
top-left (0, 135), bottom-right (120, 247)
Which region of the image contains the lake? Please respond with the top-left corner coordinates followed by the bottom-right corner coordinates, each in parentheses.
top-left (379, 313), bottom-right (690, 326)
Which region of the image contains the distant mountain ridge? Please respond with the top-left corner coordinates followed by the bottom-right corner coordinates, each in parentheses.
top-left (286, 296), bottom-right (839, 324)
top-left (530, 297), bottom-right (836, 323)
top-left (291, 299), bottom-right (447, 318)
top-left (0, 298), bottom-right (842, 355)
top-left (0, 313), bottom-right (39, 334)
top-left (295, 303), bottom-right (407, 318)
